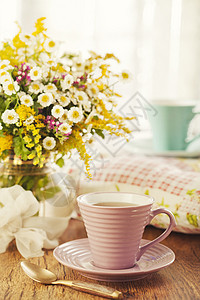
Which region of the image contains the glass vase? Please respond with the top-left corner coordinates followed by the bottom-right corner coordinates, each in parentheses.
top-left (0, 155), bottom-right (76, 217)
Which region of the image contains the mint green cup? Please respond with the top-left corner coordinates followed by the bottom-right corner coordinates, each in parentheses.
top-left (148, 101), bottom-right (196, 151)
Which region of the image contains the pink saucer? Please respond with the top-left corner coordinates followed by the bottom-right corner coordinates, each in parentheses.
top-left (53, 238), bottom-right (175, 282)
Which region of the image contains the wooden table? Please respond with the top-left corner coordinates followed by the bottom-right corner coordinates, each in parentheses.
top-left (0, 219), bottom-right (199, 300)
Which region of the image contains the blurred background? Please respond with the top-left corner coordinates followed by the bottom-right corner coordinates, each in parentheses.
top-left (0, 0), bottom-right (200, 103)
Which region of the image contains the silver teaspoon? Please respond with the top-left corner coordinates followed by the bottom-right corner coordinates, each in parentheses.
top-left (20, 261), bottom-right (122, 299)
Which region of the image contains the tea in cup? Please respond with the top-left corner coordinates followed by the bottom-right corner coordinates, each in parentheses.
top-left (77, 192), bottom-right (176, 270)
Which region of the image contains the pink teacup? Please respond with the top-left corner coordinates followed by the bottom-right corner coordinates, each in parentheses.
top-left (77, 192), bottom-right (176, 270)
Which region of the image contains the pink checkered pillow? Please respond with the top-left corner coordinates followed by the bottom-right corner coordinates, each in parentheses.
top-left (76, 155), bottom-right (200, 234)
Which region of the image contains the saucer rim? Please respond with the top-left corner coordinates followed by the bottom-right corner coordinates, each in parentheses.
top-left (127, 137), bottom-right (200, 157)
top-left (53, 238), bottom-right (175, 277)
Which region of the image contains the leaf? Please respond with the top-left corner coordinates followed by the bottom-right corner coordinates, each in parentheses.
top-left (94, 129), bottom-right (105, 139)
top-left (13, 135), bottom-right (30, 160)
top-left (56, 157), bottom-right (65, 168)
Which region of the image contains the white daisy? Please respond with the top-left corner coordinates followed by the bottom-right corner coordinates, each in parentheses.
top-left (24, 115), bottom-right (35, 125)
top-left (67, 107), bottom-right (83, 123)
top-left (0, 70), bottom-right (9, 78)
top-left (61, 74), bottom-right (74, 91)
top-left (76, 91), bottom-right (88, 102)
top-left (43, 39), bottom-right (56, 53)
top-left (38, 93), bottom-right (54, 107)
top-left (44, 83), bottom-right (57, 93)
top-left (29, 81), bottom-right (43, 94)
top-left (0, 73), bottom-right (12, 84)
top-left (59, 109), bottom-right (69, 123)
top-left (29, 66), bottom-right (42, 81)
top-left (82, 100), bottom-right (91, 112)
top-left (59, 123), bottom-right (72, 134)
top-left (43, 137), bottom-right (56, 150)
top-left (41, 66), bottom-right (49, 80)
top-left (3, 81), bottom-right (19, 95)
top-left (51, 105), bottom-right (64, 118)
top-left (120, 70), bottom-right (132, 82)
top-left (39, 52), bottom-right (49, 63)
top-left (87, 84), bottom-right (99, 97)
top-left (2, 109), bottom-right (19, 124)
top-left (0, 60), bottom-right (11, 71)
top-left (20, 94), bottom-right (34, 107)
top-left (19, 33), bottom-right (36, 46)
top-left (57, 94), bottom-right (70, 107)
top-left (0, 122), bottom-right (3, 130)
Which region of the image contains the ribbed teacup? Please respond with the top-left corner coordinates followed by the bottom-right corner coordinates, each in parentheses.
top-left (77, 192), bottom-right (176, 270)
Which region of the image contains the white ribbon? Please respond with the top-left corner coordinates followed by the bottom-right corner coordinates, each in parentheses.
top-left (0, 185), bottom-right (70, 258)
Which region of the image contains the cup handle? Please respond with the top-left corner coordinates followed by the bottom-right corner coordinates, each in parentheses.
top-left (137, 208), bottom-right (176, 261)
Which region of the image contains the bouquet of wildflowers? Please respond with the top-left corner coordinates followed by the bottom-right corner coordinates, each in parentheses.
top-left (0, 17), bottom-right (132, 177)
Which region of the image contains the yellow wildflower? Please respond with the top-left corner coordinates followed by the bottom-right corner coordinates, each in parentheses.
top-left (12, 23), bottom-right (26, 50)
top-left (26, 124), bottom-right (35, 131)
top-left (104, 53), bottom-right (120, 63)
top-left (26, 143), bottom-right (35, 148)
top-left (99, 64), bottom-right (109, 78)
top-left (24, 136), bottom-right (32, 144)
top-left (32, 17), bottom-right (47, 37)
top-left (32, 128), bottom-right (40, 136)
top-left (16, 105), bottom-right (35, 122)
top-left (35, 145), bottom-right (42, 153)
top-left (33, 157), bottom-right (39, 165)
top-left (28, 152), bottom-right (36, 160)
top-left (34, 135), bottom-right (41, 144)
top-left (35, 115), bottom-right (45, 128)
top-left (0, 135), bottom-right (13, 154)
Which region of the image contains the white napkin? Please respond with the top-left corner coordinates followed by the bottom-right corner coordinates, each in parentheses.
top-left (0, 185), bottom-right (70, 258)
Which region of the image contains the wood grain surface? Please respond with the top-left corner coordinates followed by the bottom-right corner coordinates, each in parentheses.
top-left (0, 219), bottom-right (199, 300)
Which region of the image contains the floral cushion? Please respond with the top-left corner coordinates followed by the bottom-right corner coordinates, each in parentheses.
top-left (73, 155), bottom-right (200, 234)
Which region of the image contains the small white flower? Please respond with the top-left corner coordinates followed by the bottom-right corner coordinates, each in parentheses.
top-left (120, 70), bottom-right (132, 82)
top-left (43, 39), bottom-right (56, 53)
top-left (3, 81), bottom-right (19, 95)
top-left (43, 137), bottom-right (56, 150)
top-left (29, 66), bottom-right (42, 80)
top-left (0, 69), bottom-right (9, 80)
top-left (59, 109), bottom-right (69, 122)
top-left (29, 81), bottom-right (43, 94)
top-left (83, 100), bottom-right (91, 112)
top-left (82, 133), bottom-right (92, 142)
top-left (51, 105), bottom-right (64, 118)
top-left (39, 52), bottom-right (49, 63)
top-left (20, 94), bottom-right (34, 107)
top-left (76, 91), bottom-right (88, 102)
top-left (0, 74), bottom-right (12, 85)
top-left (67, 107), bottom-right (83, 123)
top-left (0, 122), bottom-right (3, 130)
top-left (57, 94), bottom-right (70, 107)
top-left (61, 74), bottom-right (74, 91)
top-left (87, 84), bottom-right (99, 97)
top-left (0, 60), bottom-right (11, 71)
top-left (59, 123), bottom-right (72, 134)
top-left (2, 109), bottom-right (19, 124)
top-left (38, 93), bottom-right (54, 107)
top-left (41, 66), bottom-right (49, 79)
top-left (44, 83), bottom-right (57, 93)
top-left (19, 33), bottom-right (36, 46)
top-left (24, 115), bottom-right (35, 125)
